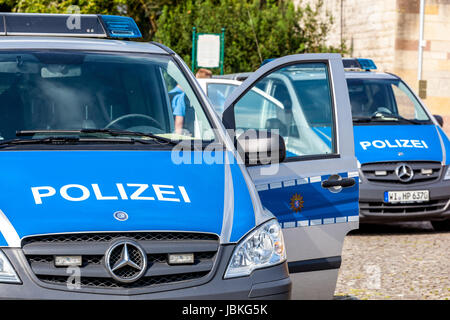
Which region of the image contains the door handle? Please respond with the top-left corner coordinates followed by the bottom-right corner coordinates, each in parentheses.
top-left (321, 176), bottom-right (356, 189)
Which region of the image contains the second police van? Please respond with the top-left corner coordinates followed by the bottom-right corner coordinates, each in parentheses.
top-left (0, 13), bottom-right (359, 299)
top-left (202, 58), bottom-right (450, 231)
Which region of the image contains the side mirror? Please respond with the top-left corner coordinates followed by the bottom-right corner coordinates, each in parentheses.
top-left (236, 129), bottom-right (286, 166)
top-left (433, 115), bottom-right (444, 127)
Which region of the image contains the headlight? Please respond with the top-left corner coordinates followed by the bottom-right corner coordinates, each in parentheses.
top-left (224, 219), bottom-right (286, 279)
top-left (444, 166), bottom-right (450, 180)
top-left (0, 250), bottom-right (21, 283)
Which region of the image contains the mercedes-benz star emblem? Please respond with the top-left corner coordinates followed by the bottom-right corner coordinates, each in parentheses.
top-left (395, 164), bottom-right (414, 182)
top-left (105, 240), bottom-right (147, 283)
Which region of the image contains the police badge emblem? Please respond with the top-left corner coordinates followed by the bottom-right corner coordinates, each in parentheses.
top-left (290, 193), bottom-right (304, 212)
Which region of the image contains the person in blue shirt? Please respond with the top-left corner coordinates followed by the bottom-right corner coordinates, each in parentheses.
top-left (169, 69), bottom-right (224, 135)
top-left (169, 85), bottom-right (186, 134)
top-left (169, 69), bottom-right (217, 135)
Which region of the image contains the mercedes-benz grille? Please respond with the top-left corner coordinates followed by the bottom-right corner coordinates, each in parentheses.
top-left (21, 232), bottom-right (219, 290)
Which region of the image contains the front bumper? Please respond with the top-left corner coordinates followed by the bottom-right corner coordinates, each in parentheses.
top-left (359, 177), bottom-right (450, 223)
top-left (0, 245), bottom-right (291, 300)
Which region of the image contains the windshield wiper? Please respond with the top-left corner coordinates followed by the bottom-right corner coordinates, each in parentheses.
top-left (0, 136), bottom-right (139, 148)
top-left (371, 113), bottom-right (423, 124)
top-left (352, 114), bottom-right (423, 124)
top-left (79, 128), bottom-right (179, 145)
top-left (16, 129), bottom-right (179, 145)
top-left (352, 116), bottom-right (372, 123)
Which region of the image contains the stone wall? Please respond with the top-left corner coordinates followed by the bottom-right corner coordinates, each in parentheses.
top-left (394, 0), bottom-right (450, 134)
top-left (295, 0), bottom-right (450, 135)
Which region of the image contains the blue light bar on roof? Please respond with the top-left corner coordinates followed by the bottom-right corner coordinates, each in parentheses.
top-left (261, 58), bottom-right (276, 66)
top-left (342, 58), bottom-right (361, 69)
top-left (357, 58), bottom-right (377, 70)
top-left (100, 15), bottom-right (142, 38)
top-left (342, 58), bottom-right (377, 71)
top-left (0, 13), bottom-right (141, 39)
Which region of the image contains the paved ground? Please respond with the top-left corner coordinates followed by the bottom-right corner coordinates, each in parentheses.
top-left (334, 222), bottom-right (450, 300)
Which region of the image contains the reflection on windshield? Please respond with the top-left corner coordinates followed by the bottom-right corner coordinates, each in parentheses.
top-left (346, 78), bottom-right (430, 124)
top-left (0, 51), bottom-right (214, 142)
top-left (207, 83), bottom-right (235, 115)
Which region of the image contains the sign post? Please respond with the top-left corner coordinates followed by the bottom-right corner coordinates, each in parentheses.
top-left (191, 27), bottom-right (225, 75)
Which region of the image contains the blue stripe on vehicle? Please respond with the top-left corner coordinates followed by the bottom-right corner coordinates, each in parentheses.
top-left (436, 125), bottom-right (450, 165)
top-left (256, 171), bottom-right (359, 229)
top-left (228, 157), bottom-right (257, 242)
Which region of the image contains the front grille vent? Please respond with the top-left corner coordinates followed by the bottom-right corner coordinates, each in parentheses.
top-left (360, 199), bottom-right (448, 215)
top-left (22, 232), bottom-right (219, 291)
top-left (361, 161), bottom-right (442, 184)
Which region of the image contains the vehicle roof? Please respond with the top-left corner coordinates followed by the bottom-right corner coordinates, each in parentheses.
top-left (197, 78), bottom-right (242, 85)
top-left (344, 71), bottom-right (399, 80)
top-left (0, 36), bottom-right (169, 54)
top-left (215, 70), bottom-right (400, 82)
top-left (213, 72), bottom-right (252, 81)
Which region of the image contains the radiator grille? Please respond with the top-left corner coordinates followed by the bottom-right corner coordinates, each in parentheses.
top-left (22, 232), bottom-right (219, 291)
top-left (360, 199), bottom-right (448, 215)
top-left (361, 161), bottom-right (442, 184)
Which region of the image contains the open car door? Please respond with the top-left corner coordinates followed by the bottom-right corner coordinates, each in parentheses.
top-left (223, 54), bottom-right (359, 299)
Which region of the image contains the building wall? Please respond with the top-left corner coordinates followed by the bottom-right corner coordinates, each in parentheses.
top-left (296, 0), bottom-right (450, 135)
top-left (394, 0), bottom-right (450, 135)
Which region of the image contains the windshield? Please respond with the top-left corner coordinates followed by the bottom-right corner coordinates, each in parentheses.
top-left (0, 50), bottom-right (215, 143)
top-left (346, 78), bottom-right (431, 124)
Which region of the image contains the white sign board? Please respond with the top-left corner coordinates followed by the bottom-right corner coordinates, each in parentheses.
top-left (197, 34), bottom-right (221, 68)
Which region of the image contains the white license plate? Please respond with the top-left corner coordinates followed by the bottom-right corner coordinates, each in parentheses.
top-left (384, 190), bottom-right (429, 203)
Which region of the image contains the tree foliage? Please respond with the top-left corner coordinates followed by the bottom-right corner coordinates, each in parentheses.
top-left (0, 0), bottom-right (179, 39)
top-left (1, 0), bottom-right (126, 14)
top-left (0, 0), bottom-right (342, 73)
top-left (155, 0), bottom-right (342, 73)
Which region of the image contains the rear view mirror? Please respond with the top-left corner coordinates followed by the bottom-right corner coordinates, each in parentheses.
top-left (236, 129), bottom-right (286, 166)
top-left (433, 114), bottom-right (444, 127)
top-left (41, 65), bottom-right (81, 78)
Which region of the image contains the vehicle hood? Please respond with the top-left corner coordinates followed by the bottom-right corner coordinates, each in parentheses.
top-left (354, 124), bottom-right (445, 164)
top-left (0, 150), bottom-right (256, 246)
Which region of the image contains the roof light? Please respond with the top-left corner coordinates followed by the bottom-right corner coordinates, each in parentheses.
top-left (342, 58), bottom-right (361, 69)
top-left (261, 58), bottom-right (276, 66)
top-left (343, 58), bottom-right (377, 71)
top-left (357, 58), bottom-right (377, 70)
top-left (0, 13), bottom-right (141, 39)
top-left (100, 15), bottom-right (142, 38)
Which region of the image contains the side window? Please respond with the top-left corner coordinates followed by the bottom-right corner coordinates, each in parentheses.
top-left (233, 63), bottom-right (335, 158)
top-left (234, 90), bottom-right (283, 131)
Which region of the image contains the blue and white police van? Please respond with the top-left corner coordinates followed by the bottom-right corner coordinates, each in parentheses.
top-left (343, 58), bottom-right (450, 230)
top-left (0, 13), bottom-right (359, 299)
top-left (204, 58), bottom-right (450, 231)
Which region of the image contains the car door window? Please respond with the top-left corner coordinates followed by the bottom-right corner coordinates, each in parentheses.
top-left (233, 63), bottom-right (335, 158)
top-left (234, 89), bottom-right (285, 132)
